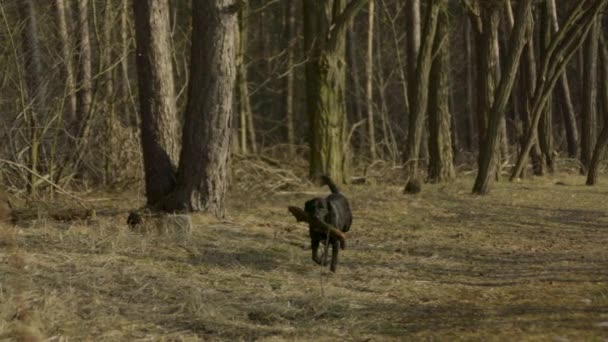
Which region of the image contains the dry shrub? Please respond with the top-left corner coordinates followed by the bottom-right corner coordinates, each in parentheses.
top-left (231, 154), bottom-right (310, 193)
top-left (88, 122), bottom-right (144, 189)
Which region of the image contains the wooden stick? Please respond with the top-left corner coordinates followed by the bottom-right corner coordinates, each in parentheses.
top-left (288, 206), bottom-right (346, 249)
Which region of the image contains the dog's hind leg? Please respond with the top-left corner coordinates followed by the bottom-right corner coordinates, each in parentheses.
top-left (330, 240), bottom-right (340, 272)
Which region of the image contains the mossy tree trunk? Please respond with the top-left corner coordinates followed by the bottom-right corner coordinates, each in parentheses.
top-left (427, 4), bottom-right (454, 183)
top-left (303, 0), bottom-right (368, 183)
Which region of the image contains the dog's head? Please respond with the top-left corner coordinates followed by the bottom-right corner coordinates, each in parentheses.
top-left (305, 197), bottom-right (329, 222)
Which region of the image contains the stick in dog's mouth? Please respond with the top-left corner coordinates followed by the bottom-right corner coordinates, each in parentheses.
top-left (288, 206), bottom-right (346, 249)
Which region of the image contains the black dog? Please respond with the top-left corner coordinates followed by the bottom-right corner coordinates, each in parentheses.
top-left (304, 175), bottom-right (352, 272)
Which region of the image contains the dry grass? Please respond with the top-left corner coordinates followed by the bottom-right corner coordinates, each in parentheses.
top-left (1, 173), bottom-right (608, 341)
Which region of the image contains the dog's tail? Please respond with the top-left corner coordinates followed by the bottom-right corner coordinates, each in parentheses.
top-left (320, 175), bottom-right (340, 194)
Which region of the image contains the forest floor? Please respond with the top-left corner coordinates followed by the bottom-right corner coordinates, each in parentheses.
top-left (1, 172), bottom-right (608, 341)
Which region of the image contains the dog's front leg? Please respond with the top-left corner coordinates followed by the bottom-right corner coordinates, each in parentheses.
top-left (311, 239), bottom-right (322, 265)
top-left (330, 240), bottom-right (340, 272)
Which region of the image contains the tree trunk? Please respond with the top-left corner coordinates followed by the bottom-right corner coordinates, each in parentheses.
top-left (103, 1), bottom-right (116, 185)
top-left (285, 0), bottom-right (297, 155)
top-left (548, 0), bottom-right (579, 158)
top-left (538, 1), bottom-right (555, 173)
top-left (133, 0), bottom-right (180, 206)
top-left (586, 34), bottom-right (608, 185)
top-left (427, 4), bottom-right (455, 183)
top-left (17, 0), bottom-right (46, 195)
top-left (366, 0), bottom-right (376, 160)
top-left (405, 0), bottom-right (421, 118)
top-left (473, 0), bottom-right (533, 194)
top-left (403, 0), bottom-right (443, 180)
top-left (55, 0), bottom-right (77, 123)
top-left (303, 0), bottom-right (368, 183)
top-left (161, 0), bottom-right (238, 217)
top-left (474, 4), bottom-right (499, 166)
top-left (518, 11), bottom-right (545, 177)
top-left (236, 2), bottom-right (252, 154)
top-left (464, 19), bottom-right (475, 151)
top-left (580, 17), bottom-right (600, 173)
top-left (76, 0), bottom-right (92, 122)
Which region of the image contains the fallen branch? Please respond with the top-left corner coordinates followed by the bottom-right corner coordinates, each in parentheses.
top-left (287, 206), bottom-right (346, 249)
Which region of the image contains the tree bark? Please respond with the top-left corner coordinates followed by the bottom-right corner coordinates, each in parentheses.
top-left (133, 0), bottom-right (180, 206)
top-left (161, 0), bottom-right (237, 217)
top-left (427, 4), bottom-right (455, 183)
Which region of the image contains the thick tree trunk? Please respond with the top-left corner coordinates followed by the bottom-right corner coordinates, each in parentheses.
top-left (580, 18), bottom-right (600, 173)
top-left (133, 0), bottom-right (180, 206)
top-left (427, 5), bottom-right (455, 183)
top-left (304, 0), bottom-right (368, 183)
top-left (473, 0), bottom-right (533, 194)
top-left (161, 0), bottom-right (237, 217)
top-left (403, 0), bottom-right (443, 180)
